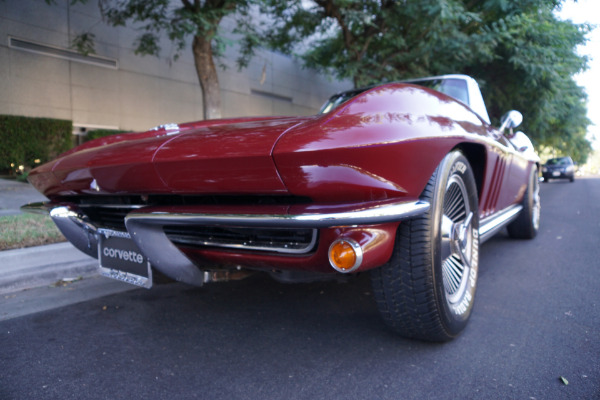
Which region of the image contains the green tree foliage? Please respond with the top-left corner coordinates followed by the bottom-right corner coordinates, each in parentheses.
top-left (47, 0), bottom-right (258, 120)
top-left (256, 0), bottom-right (592, 162)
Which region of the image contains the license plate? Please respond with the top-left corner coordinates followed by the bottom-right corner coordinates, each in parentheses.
top-left (552, 171), bottom-right (561, 176)
top-left (98, 229), bottom-right (152, 288)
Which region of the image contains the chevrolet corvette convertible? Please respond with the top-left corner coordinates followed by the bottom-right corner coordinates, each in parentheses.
top-left (24, 74), bottom-right (540, 341)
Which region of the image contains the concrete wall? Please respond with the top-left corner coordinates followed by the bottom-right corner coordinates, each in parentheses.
top-left (0, 0), bottom-right (350, 132)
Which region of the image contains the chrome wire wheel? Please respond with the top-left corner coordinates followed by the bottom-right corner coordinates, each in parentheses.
top-left (440, 174), bottom-right (476, 306)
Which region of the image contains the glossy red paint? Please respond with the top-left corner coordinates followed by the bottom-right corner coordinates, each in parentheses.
top-left (274, 83), bottom-right (490, 203)
top-left (58, 116), bottom-right (291, 157)
top-left (30, 134), bottom-right (173, 196)
top-left (29, 116), bottom-right (316, 197)
top-left (29, 83), bottom-right (494, 202)
top-left (152, 117), bottom-right (313, 194)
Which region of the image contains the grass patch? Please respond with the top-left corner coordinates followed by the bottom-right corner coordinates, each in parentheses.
top-left (0, 213), bottom-right (65, 250)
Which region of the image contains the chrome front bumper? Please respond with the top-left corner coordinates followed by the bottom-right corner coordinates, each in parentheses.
top-left (22, 203), bottom-right (100, 259)
top-left (21, 199), bottom-right (430, 285)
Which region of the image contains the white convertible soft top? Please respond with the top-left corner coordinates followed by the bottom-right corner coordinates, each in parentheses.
top-left (403, 74), bottom-right (491, 125)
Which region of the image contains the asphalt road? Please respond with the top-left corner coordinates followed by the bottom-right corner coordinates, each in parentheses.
top-left (1, 177), bottom-right (599, 400)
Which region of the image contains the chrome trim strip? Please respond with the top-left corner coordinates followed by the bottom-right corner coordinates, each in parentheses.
top-left (79, 204), bottom-right (146, 209)
top-left (20, 202), bottom-right (52, 215)
top-left (20, 202), bottom-right (146, 212)
top-left (125, 200), bottom-right (430, 229)
top-left (479, 204), bottom-right (523, 243)
top-left (165, 228), bottom-right (318, 255)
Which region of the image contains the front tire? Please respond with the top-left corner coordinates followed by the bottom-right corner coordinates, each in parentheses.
top-left (371, 151), bottom-right (479, 341)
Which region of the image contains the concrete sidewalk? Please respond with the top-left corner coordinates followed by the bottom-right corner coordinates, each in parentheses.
top-left (0, 242), bottom-right (99, 295)
top-left (0, 232), bottom-right (141, 308)
top-left (0, 177), bottom-right (47, 216)
top-left (0, 243), bottom-right (136, 321)
top-left (2, 179), bottom-right (127, 300)
top-left (1, 178), bottom-right (92, 294)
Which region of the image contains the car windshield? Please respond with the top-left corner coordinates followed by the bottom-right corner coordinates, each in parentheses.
top-left (546, 157), bottom-right (572, 166)
top-left (319, 89), bottom-right (368, 113)
top-left (408, 78), bottom-right (469, 105)
top-left (319, 78), bottom-right (469, 114)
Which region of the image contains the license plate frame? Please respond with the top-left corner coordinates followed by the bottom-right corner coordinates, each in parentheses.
top-left (98, 229), bottom-right (152, 288)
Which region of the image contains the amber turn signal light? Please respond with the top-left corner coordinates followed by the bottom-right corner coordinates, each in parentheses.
top-left (328, 238), bottom-right (363, 273)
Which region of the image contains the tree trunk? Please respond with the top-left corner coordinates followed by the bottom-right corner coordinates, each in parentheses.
top-left (192, 35), bottom-right (221, 120)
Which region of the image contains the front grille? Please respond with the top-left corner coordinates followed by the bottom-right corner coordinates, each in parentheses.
top-left (80, 205), bottom-right (139, 231)
top-left (67, 195), bottom-right (317, 254)
top-left (164, 225), bottom-right (318, 254)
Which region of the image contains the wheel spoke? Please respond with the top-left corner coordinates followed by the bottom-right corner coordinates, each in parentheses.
top-left (444, 184), bottom-right (460, 211)
top-left (444, 189), bottom-right (462, 220)
top-left (444, 182), bottom-right (466, 221)
top-left (443, 256), bottom-right (464, 295)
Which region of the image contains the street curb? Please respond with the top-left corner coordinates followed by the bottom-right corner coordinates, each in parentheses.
top-left (0, 242), bottom-right (98, 295)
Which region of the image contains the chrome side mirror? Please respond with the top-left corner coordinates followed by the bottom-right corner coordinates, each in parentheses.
top-left (500, 110), bottom-right (523, 136)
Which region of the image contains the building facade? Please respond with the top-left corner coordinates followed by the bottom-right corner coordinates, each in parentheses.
top-left (0, 0), bottom-right (349, 134)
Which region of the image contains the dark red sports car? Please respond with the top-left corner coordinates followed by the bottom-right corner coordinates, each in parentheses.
top-left (24, 74), bottom-right (540, 341)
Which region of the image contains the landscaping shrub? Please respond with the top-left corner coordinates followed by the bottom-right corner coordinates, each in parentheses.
top-left (0, 115), bottom-right (72, 173)
top-left (84, 128), bottom-right (128, 142)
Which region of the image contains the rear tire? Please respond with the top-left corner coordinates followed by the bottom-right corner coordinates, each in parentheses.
top-left (507, 166), bottom-right (540, 239)
top-left (371, 151), bottom-right (479, 341)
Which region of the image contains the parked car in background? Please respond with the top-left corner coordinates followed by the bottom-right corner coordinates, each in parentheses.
top-left (542, 156), bottom-right (575, 182)
top-left (23, 74), bottom-right (540, 342)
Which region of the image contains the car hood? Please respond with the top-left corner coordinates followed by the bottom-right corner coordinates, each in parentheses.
top-left (29, 116), bottom-right (319, 197)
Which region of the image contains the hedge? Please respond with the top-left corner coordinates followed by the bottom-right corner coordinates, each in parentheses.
top-left (85, 128), bottom-right (128, 142)
top-left (0, 115), bottom-right (72, 172)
